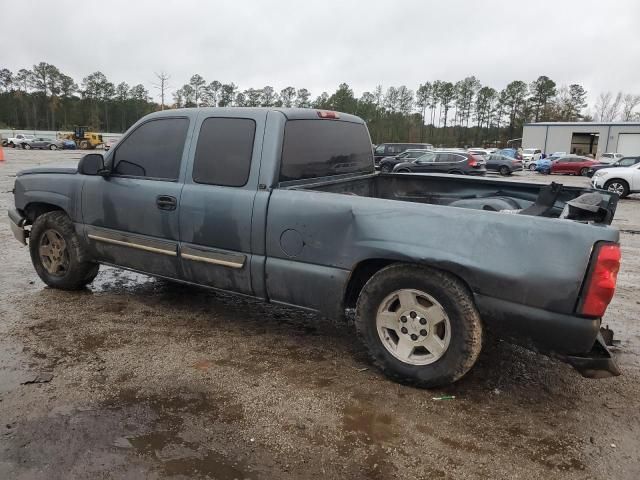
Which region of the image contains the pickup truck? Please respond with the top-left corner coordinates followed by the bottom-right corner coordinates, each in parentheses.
top-left (4, 133), bottom-right (35, 148)
top-left (8, 108), bottom-right (622, 387)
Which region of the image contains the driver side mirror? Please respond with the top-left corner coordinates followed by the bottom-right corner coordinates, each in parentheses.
top-left (78, 153), bottom-right (109, 176)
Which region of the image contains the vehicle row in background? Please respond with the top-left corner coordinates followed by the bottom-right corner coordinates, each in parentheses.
top-left (373, 142), bottom-right (433, 167)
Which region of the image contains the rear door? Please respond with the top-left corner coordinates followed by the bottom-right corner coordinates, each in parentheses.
top-left (82, 116), bottom-right (191, 278)
top-left (178, 110), bottom-right (266, 296)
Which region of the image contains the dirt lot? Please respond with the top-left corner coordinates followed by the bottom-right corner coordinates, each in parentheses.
top-left (0, 148), bottom-right (639, 480)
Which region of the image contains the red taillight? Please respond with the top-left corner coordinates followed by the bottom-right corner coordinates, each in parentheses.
top-left (317, 110), bottom-right (340, 119)
top-left (580, 243), bottom-right (621, 317)
top-left (467, 155), bottom-right (478, 167)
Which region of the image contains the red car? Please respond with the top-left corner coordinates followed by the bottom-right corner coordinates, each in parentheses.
top-left (550, 155), bottom-right (598, 176)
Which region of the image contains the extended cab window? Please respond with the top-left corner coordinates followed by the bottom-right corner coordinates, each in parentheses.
top-left (193, 118), bottom-right (256, 187)
top-left (113, 118), bottom-right (189, 180)
top-left (280, 120), bottom-right (373, 182)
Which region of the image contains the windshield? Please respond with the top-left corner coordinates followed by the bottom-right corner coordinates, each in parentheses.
top-left (523, 149), bottom-right (536, 154)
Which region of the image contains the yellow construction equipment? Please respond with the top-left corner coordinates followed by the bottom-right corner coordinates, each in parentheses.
top-left (60, 126), bottom-right (104, 150)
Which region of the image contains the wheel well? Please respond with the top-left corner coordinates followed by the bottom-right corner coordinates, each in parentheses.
top-left (344, 259), bottom-right (397, 310)
top-left (344, 259), bottom-right (474, 310)
top-left (604, 178), bottom-right (629, 187)
top-left (24, 203), bottom-right (64, 223)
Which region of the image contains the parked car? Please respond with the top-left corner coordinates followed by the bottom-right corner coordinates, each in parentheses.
top-left (378, 149), bottom-right (430, 172)
top-left (393, 151), bottom-right (487, 176)
top-left (522, 148), bottom-right (542, 167)
top-left (62, 140), bottom-right (77, 150)
top-left (496, 148), bottom-right (523, 160)
top-left (485, 153), bottom-right (523, 175)
top-left (9, 107), bottom-right (622, 387)
top-left (467, 148), bottom-right (492, 158)
top-left (22, 137), bottom-right (64, 150)
top-left (598, 153), bottom-right (624, 164)
top-left (550, 155), bottom-right (598, 176)
top-left (592, 162), bottom-right (640, 198)
top-left (588, 156), bottom-right (640, 177)
top-left (535, 158), bottom-right (552, 174)
top-left (373, 142), bottom-right (433, 166)
top-left (528, 153), bottom-right (563, 171)
top-left (5, 133), bottom-right (35, 148)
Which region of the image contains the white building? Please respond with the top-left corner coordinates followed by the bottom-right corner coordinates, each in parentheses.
top-left (522, 122), bottom-right (640, 157)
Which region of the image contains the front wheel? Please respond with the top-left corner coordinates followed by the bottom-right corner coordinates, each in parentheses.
top-left (29, 211), bottom-right (99, 290)
top-left (528, 163), bottom-right (536, 171)
top-left (395, 168), bottom-right (410, 173)
top-left (381, 165), bottom-right (392, 173)
top-left (23, 143), bottom-right (31, 150)
top-left (499, 166), bottom-right (510, 176)
top-left (49, 144), bottom-right (57, 150)
top-left (604, 179), bottom-right (629, 198)
top-left (355, 264), bottom-right (483, 388)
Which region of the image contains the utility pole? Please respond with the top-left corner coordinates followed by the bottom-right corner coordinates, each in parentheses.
top-left (153, 72), bottom-right (170, 110)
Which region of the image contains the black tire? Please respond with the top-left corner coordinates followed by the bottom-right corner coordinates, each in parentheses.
top-left (355, 264), bottom-right (483, 388)
top-left (499, 166), bottom-right (510, 176)
top-left (604, 179), bottom-right (630, 198)
top-left (381, 165), bottom-right (392, 173)
top-left (396, 168), bottom-right (410, 173)
top-left (579, 167), bottom-right (589, 176)
top-left (10, 142), bottom-right (15, 148)
top-left (29, 211), bottom-right (99, 290)
top-left (23, 143), bottom-right (31, 150)
top-left (49, 144), bottom-right (57, 150)
top-left (528, 163), bottom-right (536, 171)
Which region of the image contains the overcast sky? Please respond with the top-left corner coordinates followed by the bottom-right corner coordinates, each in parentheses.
top-left (3, 0), bottom-right (639, 109)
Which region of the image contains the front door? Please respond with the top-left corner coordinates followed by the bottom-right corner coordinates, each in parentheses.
top-left (410, 152), bottom-right (438, 172)
top-left (81, 116), bottom-right (191, 278)
top-left (178, 110), bottom-right (266, 296)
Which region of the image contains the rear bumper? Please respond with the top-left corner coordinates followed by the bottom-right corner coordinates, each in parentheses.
top-left (8, 209), bottom-right (28, 245)
top-left (475, 294), bottom-right (620, 378)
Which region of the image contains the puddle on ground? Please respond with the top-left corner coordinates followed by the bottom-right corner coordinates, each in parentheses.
top-left (162, 450), bottom-right (250, 479)
top-left (341, 400), bottom-right (396, 444)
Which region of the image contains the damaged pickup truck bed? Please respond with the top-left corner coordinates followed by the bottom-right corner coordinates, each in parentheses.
top-left (8, 108), bottom-right (622, 387)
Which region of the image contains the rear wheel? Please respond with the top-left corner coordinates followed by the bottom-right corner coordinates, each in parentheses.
top-left (29, 211), bottom-right (99, 290)
top-left (23, 143), bottom-right (31, 150)
top-left (499, 166), bottom-right (510, 176)
top-left (529, 163), bottom-right (536, 171)
top-left (604, 179), bottom-right (629, 198)
top-left (396, 168), bottom-right (410, 173)
top-left (381, 165), bottom-right (392, 173)
top-left (79, 140), bottom-right (89, 149)
top-left (355, 264), bottom-right (483, 388)
top-left (49, 144), bottom-right (57, 150)
top-left (579, 167), bottom-right (589, 176)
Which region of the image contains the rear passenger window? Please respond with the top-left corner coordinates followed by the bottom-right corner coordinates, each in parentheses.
top-left (113, 118), bottom-right (189, 180)
top-left (193, 118), bottom-right (256, 187)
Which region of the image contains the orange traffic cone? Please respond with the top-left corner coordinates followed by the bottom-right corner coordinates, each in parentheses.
top-left (0, 146), bottom-right (4, 162)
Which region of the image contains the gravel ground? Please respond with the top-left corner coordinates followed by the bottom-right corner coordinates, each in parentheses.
top-left (0, 148), bottom-right (639, 480)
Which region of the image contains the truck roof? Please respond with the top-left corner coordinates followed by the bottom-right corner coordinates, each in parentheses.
top-left (145, 107), bottom-right (365, 124)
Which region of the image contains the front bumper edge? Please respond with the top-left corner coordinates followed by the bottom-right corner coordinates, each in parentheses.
top-left (8, 209), bottom-right (28, 245)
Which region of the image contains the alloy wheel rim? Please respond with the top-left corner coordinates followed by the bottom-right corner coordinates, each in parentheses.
top-left (376, 289), bottom-right (451, 365)
top-left (608, 183), bottom-right (624, 195)
top-left (39, 229), bottom-right (70, 276)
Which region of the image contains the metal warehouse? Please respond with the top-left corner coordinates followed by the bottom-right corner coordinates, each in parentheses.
top-left (522, 122), bottom-right (640, 157)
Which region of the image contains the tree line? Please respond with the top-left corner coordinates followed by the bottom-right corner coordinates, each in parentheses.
top-left (1, 62), bottom-right (639, 147)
